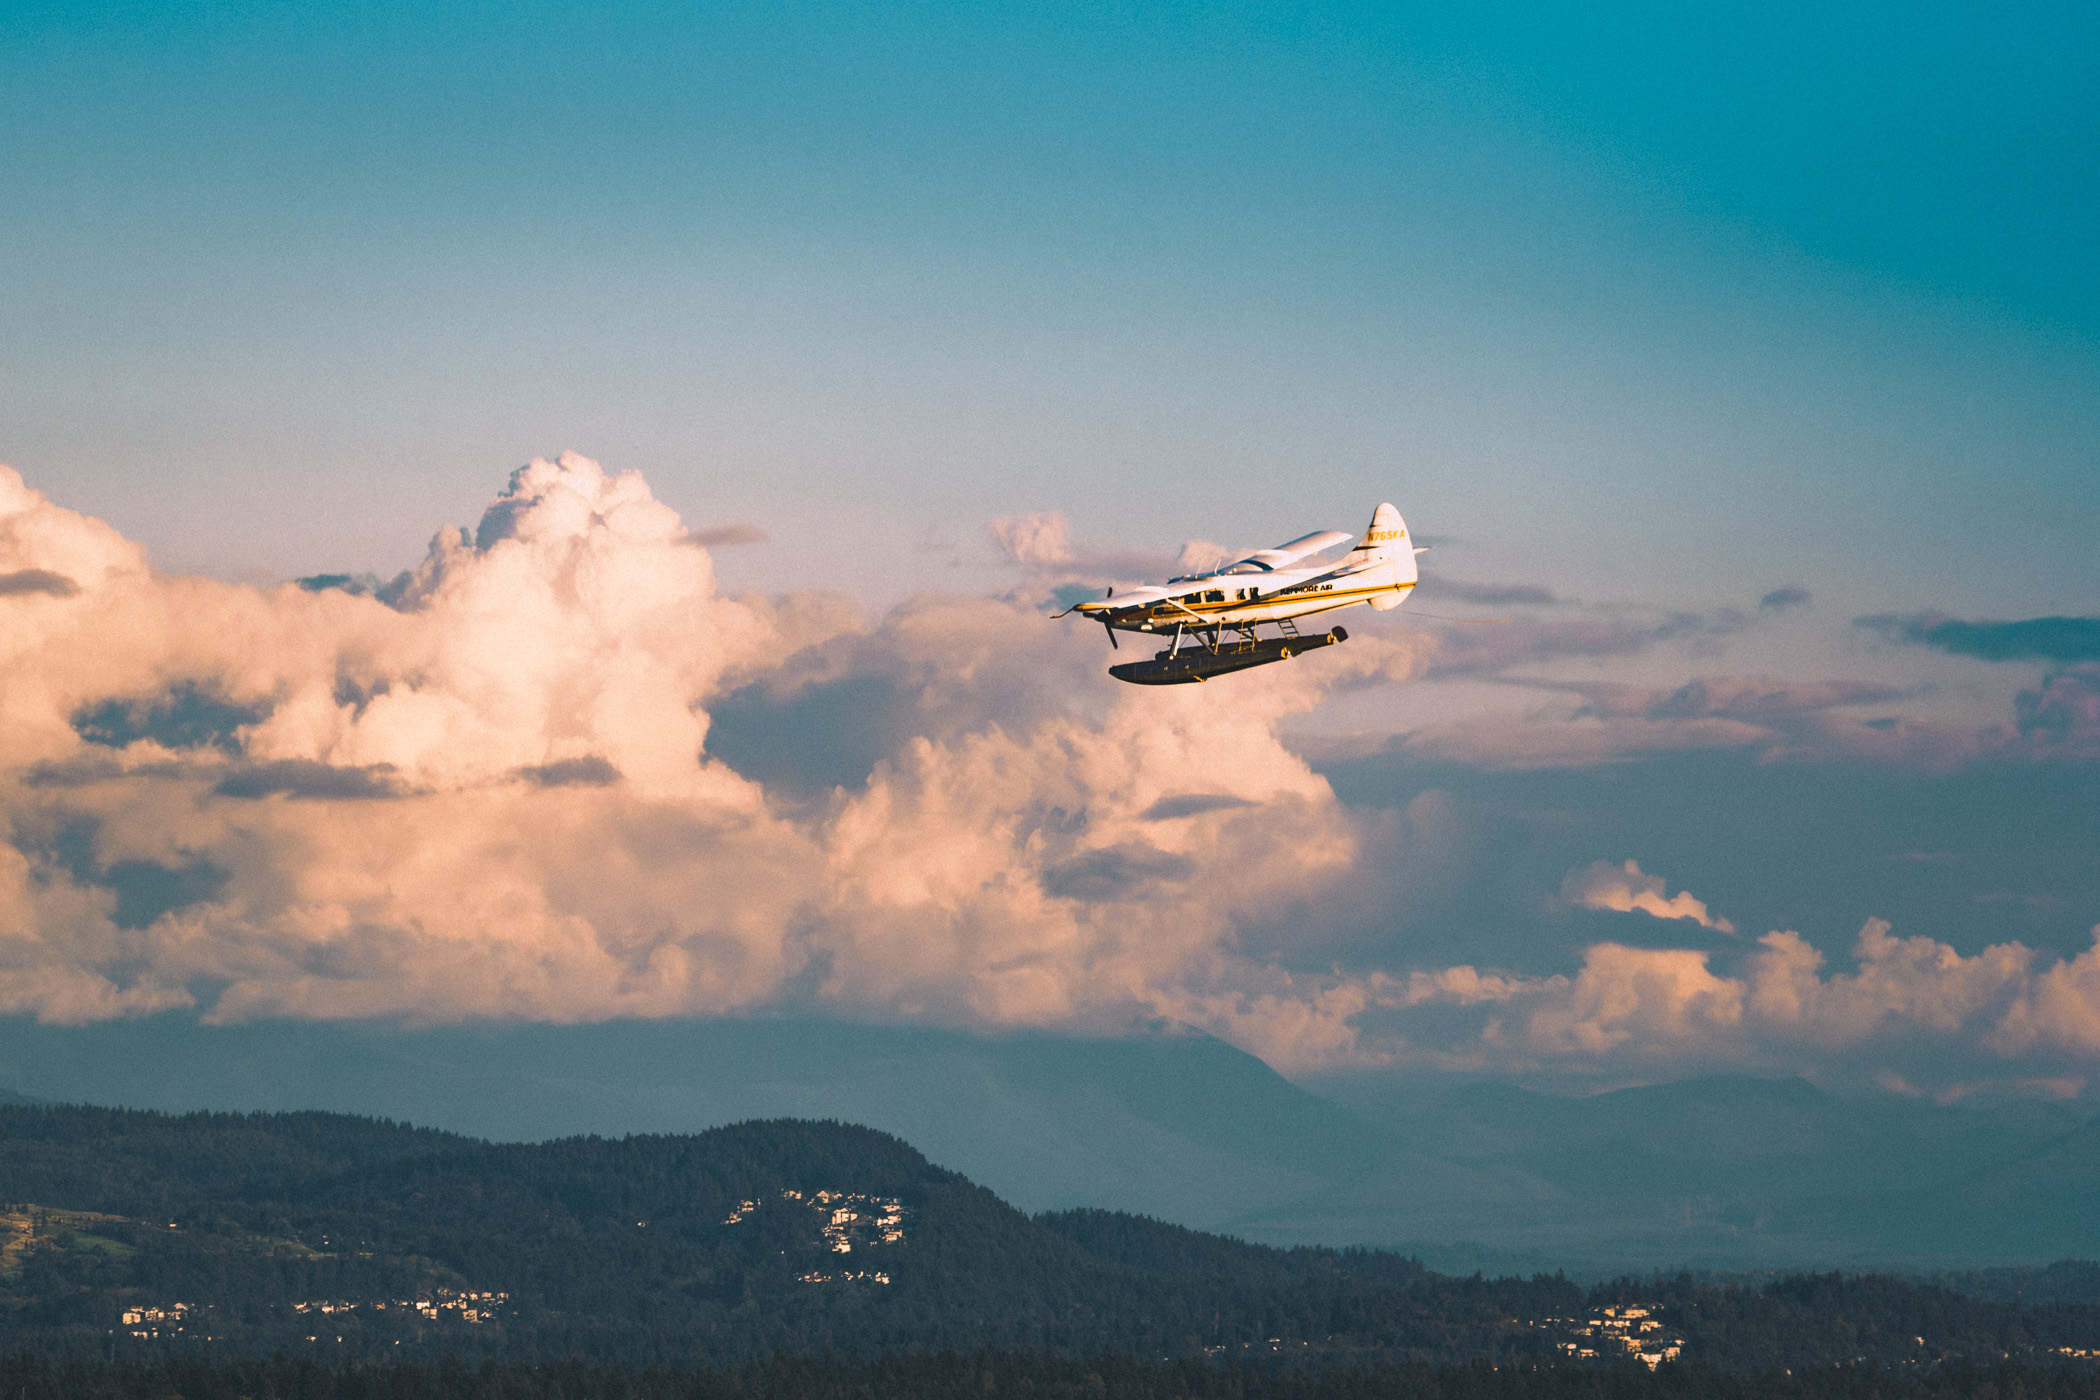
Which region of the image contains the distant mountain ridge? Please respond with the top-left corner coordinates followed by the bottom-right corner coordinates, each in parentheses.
top-left (0, 1104), bottom-right (1447, 1364)
top-left (1285, 1072), bottom-right (2100, 1271)
top-left (0, 1015), bottom-right (2095, 1271)
top-left (2, 1104), bottom-right (2099, 1375)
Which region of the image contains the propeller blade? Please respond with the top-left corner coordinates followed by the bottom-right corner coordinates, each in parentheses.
top-left (1102, 619), bottom-right (1118, 649)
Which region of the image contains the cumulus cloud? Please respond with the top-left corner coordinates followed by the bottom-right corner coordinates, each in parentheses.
top-left (988, 510), bottom-right (1183, 586)
top-left (989, 512), bottom-right (1075, 567)
top-left (1387, 919), bottom-right (2100, 1090)
top-left (1561, 859), bottom-right (1736, 934)
top-left (0, 456), bottom-right (1404, 1069)
top-left (6, 456), bottom-right (2098, 1088)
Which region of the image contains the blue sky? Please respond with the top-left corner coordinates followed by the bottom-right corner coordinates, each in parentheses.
top-left (5, 0), bottom-right (2095, 608)
top-left (1, 0), bottom-right (2098, 1109)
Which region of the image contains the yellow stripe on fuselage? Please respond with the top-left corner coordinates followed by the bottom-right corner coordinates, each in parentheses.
top-left (1087, 580), bottom-right (1413, 628)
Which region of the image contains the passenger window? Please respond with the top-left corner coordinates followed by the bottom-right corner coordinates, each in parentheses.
top-left (1205, 590), bottom-right (1224, 603)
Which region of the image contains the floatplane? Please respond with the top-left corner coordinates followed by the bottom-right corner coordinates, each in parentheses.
top-left (1059, 503), bottom-right (1420, 684)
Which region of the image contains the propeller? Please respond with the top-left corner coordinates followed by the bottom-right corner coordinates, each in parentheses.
top-left (1051, 585), bottom-right (1113, 621)
top-left (1050, 585), bottom-right (1122, 645)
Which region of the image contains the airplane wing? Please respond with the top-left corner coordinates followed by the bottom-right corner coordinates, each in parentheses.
top-left (1058, 584), bottom-right (1175, 615)
top-left (1224, 530), bottom-right (1353, 573)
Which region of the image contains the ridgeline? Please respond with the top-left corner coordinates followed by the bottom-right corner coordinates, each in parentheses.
top-left (0, 1103), bottom-right (2094, 1383)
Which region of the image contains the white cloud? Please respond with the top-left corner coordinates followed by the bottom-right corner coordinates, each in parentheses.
top-left (6, 455), bottom-right (2099, 1090)
top-left (1562, 859), bottom-right (1736, 933)
top-left (988, 512), bottom-right (1074, 567)
top-left (0, 456), bottom-right (1399, 1070)
top-left (1386, 919), bottom-right (2100, 1089)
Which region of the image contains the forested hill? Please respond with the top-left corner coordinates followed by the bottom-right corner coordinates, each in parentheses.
top-left (0, 1104), bottom-right (2096, 1374)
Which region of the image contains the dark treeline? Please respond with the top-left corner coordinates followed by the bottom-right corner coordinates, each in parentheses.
top-left (2, 1352), bottom-right (2099, 1400)
top-left (0, 1106), bottom-right (1573, 1366)
top-left (1588, 1273), bottom-right (2100, 1370)
top-left (1931, 1265), bottom-right (2100, 1308)
top-left (3, 1104), bottom-right (2098, 1374)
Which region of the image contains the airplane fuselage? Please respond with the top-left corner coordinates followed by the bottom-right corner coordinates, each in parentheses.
top-left (1073, 539), bottom-right (1413, 635)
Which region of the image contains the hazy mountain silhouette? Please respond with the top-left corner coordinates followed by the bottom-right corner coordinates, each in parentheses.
top-left (0, 1016), bottom-right (2090, 1271)
top-left (4, 1103), bottom-right (2098, 1373)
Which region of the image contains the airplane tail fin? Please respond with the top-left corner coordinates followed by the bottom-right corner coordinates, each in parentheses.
top-left (1344, 502), bottom-right (1416, 609)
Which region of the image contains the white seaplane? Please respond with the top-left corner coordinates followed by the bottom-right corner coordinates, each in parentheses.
top-left (1061, 503), bottom-right (1420, 684)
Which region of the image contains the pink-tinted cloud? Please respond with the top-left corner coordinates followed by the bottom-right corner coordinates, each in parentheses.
top-left (1397, 711), bottom-right (1769, 770)
top-left (2013, 664), bottom-right (2100, 760)
top-left (988, 512), bottom-right (1076, 566)
top-left (994, 515), bottom-right (2086, 777)
top-left (1562, 859), bottom-right (1736, 933)
top-left (1396, 672), bottom-right (2000, 772)
top-left (1385, 919), bottom-right (2100, 1090)
top-left (1409, 611), bottom-right (1726, 676)
top-left (1574, 676), bottom-right (1903, 722)
top-left (687, 523), bottom-right (768, 548)
top-left (988, 510), bottom-right (1185, 584)
top-left (3, 457), bottom-right (2093, 1087)
top-left (0, 458), bottom-right (1402, 1070)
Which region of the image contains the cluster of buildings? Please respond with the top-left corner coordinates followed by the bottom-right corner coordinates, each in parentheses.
top-left (795, 1270), bottom-right (893, 1285)
top-left (1549, 1304), bottom-right (1683, 1369)
top-left (289, 1290), bottom-right (509, 1324)
top-left (724, 1188), bottom-right (909, 1263)
top-left (119, 1303), bottom-right (193, 1339)
top-left (120, 1289), bottom-right (510, 1338)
